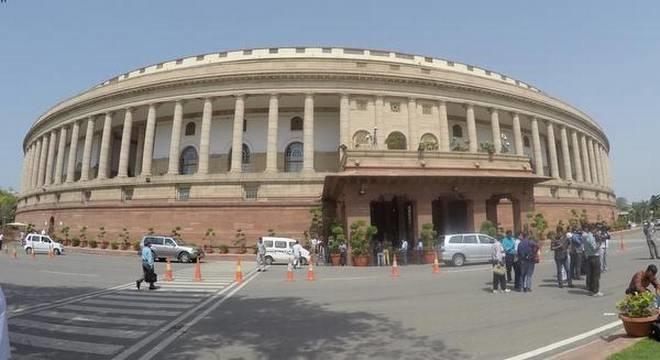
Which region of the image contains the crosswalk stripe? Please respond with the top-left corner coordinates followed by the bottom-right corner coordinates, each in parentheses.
top-left (10, 318), bottom-right (147, 339)
top-left (81, 299), bottom-right (189, 310)
top-left (100, 295), bottom-right (202, 303)
top-left (150, 288), bottom-right (216, 293)
top-left (10, 332), bottom-right (124, 355)
top-left (60, 304), bottom-right (179, 317)
top-left (35, 311), bottom-right (166, 326)
top-left (156, 283), bottom-right (230, 288)
top-left (113, 290), bottom-right (209, 297)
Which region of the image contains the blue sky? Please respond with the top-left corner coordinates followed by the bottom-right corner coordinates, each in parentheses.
top-left (0, 0), bottom-right (658, 201)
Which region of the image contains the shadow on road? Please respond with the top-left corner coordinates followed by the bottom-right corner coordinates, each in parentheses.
top-left (162, 296), bottom-right (469, 360)
top-left (1, 282), bottom-right (102, 314)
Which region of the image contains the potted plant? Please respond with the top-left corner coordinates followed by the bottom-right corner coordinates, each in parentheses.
top-left (349, 220), bottom-right (377, 267)
top-left (233, 229), bottom-right (247, 254)
top-left (329, 223), bottom-right (346, 266)
top-left (98, 227), bottom-right (108, 249)
top-left (71, 237), bottom-right (80, 247)
top-left (132, 240), bottom-right (141, 251)
top-left (479, 141), bottom-right (496, 160)
top-left (110, 241), bottom-right (119, 250)
top-left (203, 228), bottom-right (216, 254)
top-left (218, 244), bottom-right (229, 254)
top-left (616, 291), bottom-right (659, 337)
top-left (420, 223), bottom-right (438, 263)
top-left (79, 226), bottom-right (88, 247)
top-left (119, 228), bottom-right (131, 250)
top-left (89, 239), bottom-right (98, 249)
top-left (61, 226), bottom-right (71, 246)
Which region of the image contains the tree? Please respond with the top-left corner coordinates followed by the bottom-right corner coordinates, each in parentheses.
top-left (616, 197), bottom-right (630, 211)
top-left (0, 188), bottom-right (17, 226)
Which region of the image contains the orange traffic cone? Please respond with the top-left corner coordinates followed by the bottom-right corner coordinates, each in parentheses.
top-left (235, 257), bottom-right (244, 284)
top-left (193, 257), bottom-right (202, 282)
top-left (286, 260), bottom-right (295, 282)
top-left (164, 258), bottom-right (174, 281)
top-left (619, 234), bottom-right (625, 251)
top-left (12, 248), bottom-right (17, 259)
top-left (391, 255), bottom-right (400, 278)
top-left (307, 260), bottom-right (316, 281)
top-left (433, 254), bottom-right (441, 274)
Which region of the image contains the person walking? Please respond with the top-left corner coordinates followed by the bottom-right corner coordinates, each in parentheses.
top-left (513, 233), bottom-right (523, 290)
top-left (492, 238), bottom-right (509, 293)
top-left (416, 239), bottom-right (424, 265)
top-left (517, 233), bottom-right (538, 293)
top-left (551, 231), bottom-right (572, 288)
top-left (643, 222), bottom-right (659, 259)
top-left (136, 241), bottom-right (157, 290)
top-left (569, 229), bottom-right (584, 281)
top-left (256, 237), bottom-right (267, 272)
top-left (376, 241), bottom-right (385, 267)
top-left (339, 242), bottom-right (347, 266)
top-left (583, 225), bottom-right (603, 297)
top-left (599, 225), bottom-right (610, 272)
top-left (292, 240), bottom-right (302, 269)
top-left (0, 233), bottom-right (4, 251)
top-left (501, 231), bottom-right (516, 283)
top-left (400, 238), bottom-right (409, 265)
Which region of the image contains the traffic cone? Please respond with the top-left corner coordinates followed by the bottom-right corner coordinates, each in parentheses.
top-left (164, 258), bottom-right (174, 281)
top-left (286, 260), bottom-right (294, 282)
top-left (619, 234), bottom-right (625, 251)
top-left (307, 260), bottom-right (316, 281)
top-left (391, 255), bottom-right (400, 278)
top-left (432, 254), bottom-right (441, 274)
top-left (12, 248), bottom-right (17, 259)
top-left (193, 257), bottom-right (202, 282)
top-left (235, 257), bottom-right (244, 284)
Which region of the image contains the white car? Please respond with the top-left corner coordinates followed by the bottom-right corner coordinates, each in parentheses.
top-left (24, 233), bottom-right (64, 255)
top-left (439, 233), bottom-right (497, 266)
top-left (261, 237), bottom-right (311, 265)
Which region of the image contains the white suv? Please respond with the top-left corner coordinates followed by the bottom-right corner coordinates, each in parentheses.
top-left (24, 234), bottom-right (64, 255)
top-left (439, 233), bottom-right (496, 266)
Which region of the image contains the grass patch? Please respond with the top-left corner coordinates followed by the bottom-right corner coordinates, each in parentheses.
top-left (608, 338), bottom-right (660, 360)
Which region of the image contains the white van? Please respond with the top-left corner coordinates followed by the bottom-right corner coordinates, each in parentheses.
top-left (261, 237), bottom-right (311, 265)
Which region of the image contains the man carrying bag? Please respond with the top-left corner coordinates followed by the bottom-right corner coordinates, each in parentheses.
top-left (136, 240), bottom-right (158, 290)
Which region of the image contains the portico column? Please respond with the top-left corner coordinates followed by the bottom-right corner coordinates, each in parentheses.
top-left (490, 108), bottom-right (502, 154)
top-left (230, 95), bottom-right (245, 173)
top-left (265, 94), bottom-right (279, 172)
top-left (54, 126), bottom-right (67, 184)
top-left (22, 147), bottom-right (32, 191)
top-left (374, 96), bottom-right (383, 147)
top-left (32, 139), bottom-right (42, 188)
top-left (198, 98), bottom-right (213, 175)
top-left (44, 131), bottom-right (57, 185)
top-left (27, 146), bottom-right (36, 190)
top-left (594, 142), bottom-right (603, 186)
top-left (37, 135), bottom-right (49, 186)
top-left (466, 103), bottom-right (478, 153)
top-left (134, 126), bottom-right (144, 176)
top-left (559, 126), bottom-right (573, 181)
top-left (80, 116), bottom-right (95, 181)
top-left (571, 130), bottom-right (583, 182)
top-left (587, 138), bottom-right (598, 185)
top-left (512, 112), bottom-right (523, 156)
top-left (117, 108), bottom-right (134, 177)
top-left (580, 134), bottom-right (592, 183)
top-left (167, 101), bottom-right (184, 175)
top-left (407, 98), bottom-right (418, 150)
top-left (66, 121), bottom-right (80, 183)
top-left (141, 104), bottom-right (157, 177)
top-left (546, 121), bottom-right (560, 179)
top-left (438, 100), bottom-right (450, 151)
top-left (602, 148), bottom-right (611, 188)
top-left (530, 117), bottom-right (543, 175)
top-left (97, 112), bottom-right (113, 180)
top-left (303, 93), bottom-right (315, 172)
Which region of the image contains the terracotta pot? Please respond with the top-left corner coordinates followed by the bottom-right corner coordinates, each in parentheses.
top-left (619, 313), bottom-right (658, 337)
top-left (352, 255), bottom-right (369, 267)
top-left (100, 241), bottom-right (109, 249)
top-left (330, 254), bottom-right (341, 266)
top-left (424, 251), bottom-right (437, 264)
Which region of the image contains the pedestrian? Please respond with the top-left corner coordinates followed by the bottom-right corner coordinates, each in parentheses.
top-left (376, 241), bottom-right (385, 266)
top-left (136, 240), bottom-right (157, 290)
top-left (501, 230), bottom-right (516, 283)
top-left (416, 238), bottom-right (424, 265)
top-left (569, 228), bottom-right (584, 281)
top-left (0, 232), bottom-right (4, 251)
top-left (517, 232), bottom-right (539, 293)
top-left (626, 265), bottom-right (660, 308)
top-left (492, 238), bottom-right (509, 293)
top-left (599, 225), bottom-right (610, 272)
top-left (551, 231), bottom-right (572, 288)
top-left (256, 237), bottom-right (267, 272)
top-left (643, 222), bottom-right (659, 259)
top-left (400, 238), bottom-right (409, 265)
top-left (339, 242), bottom-right (347, 266)
top-left (292, 240), bottom-right (302, 269)
top-left (513, 233), bottom-right (522, 290)
top-left (0, 286), bottom-right (10, 360)
top-left (583, 225), bottom-right (603, 297)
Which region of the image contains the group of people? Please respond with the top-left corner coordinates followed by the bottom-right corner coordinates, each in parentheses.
top-left (491, 231), bottom-right (540, 293)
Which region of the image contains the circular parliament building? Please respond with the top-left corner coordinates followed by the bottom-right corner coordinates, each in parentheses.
top-left (17, 47), bottom-right (616, 245)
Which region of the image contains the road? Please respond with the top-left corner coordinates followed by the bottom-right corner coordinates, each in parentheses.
top-left (1, 230), bottom-right (655, 359)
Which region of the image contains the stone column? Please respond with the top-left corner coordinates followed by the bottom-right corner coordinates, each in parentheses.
top-left (580, 134), bottom-right (592, 183)
top-left (80, 116), bottom-right (95, 181)
top-left (374, 96), bottom-right (383, 147)
top-left (571, 130), bottom-right (583, 182)
top-left (490, 108), bottom-right (501, 154)
top-left (265, 94), bottom-right (279, 172)
top-left (198, 98), bottom-right (213, 175)
top-left (303, 93), bottom-right (315, 172)
top-left (117, 108), bottom-right (134, 177)
top-left (66, 121), bottom-right (80, 183)
top-left (407, 98), bottom-right (418, 150)
top-left (37, 135), bottom-right (50, 186)
top-left (602, 147), bottom-right (611, 188)
top-left (466, 104), bottom-right (478, 153)
top-left (21, 147), bottom-right (31, 192)
top-left (587, 138), bottom-right (598, 185)
top-left (97, 112), bottom-right (113, 180)
top-left (594, 142), bottom-right (603, 186)
top-left (141, 104), bottom-right (157, 177)
top-left (44, 131), bottom-right (57, 185)
top-left (230, 95), bottom-right (245, 173)
top-left (560, 126), bottom-right (573, 181)
top-left (167, 101), bottom-right (184, 175)
top-left (512, 112), bottom-right (523, 156)
top-left (530, 117), bottom-right (543, 175)
top-left (54, 126), bottom-right (67, 184)
top-left (339, 94), bottom-right (350, 148)
top-left (32, 139), bottom-right (42, 188)
top-left (438, 100), bottom-right (450, 152)
top-left (546, 121), bottom-right (560, 179)
top-left (134, 126), bottom-right (145, 176)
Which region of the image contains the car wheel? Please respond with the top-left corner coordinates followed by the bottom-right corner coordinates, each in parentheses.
top-left (452, 254), bottom-right (465, 267)
top-left (54, 248), bottom-right (61, 255)
top-left (25, 247), bottom-right (32, 255)
top-left (265, 256), bottom-right (273, 265)
top-left (178, 252), bottom-right (191, 263)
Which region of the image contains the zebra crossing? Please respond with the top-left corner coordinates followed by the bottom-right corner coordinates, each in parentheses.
top-left (8, 260), bottom-right (255, 359)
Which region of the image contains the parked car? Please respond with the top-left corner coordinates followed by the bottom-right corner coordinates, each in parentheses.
top-left (139, 235), bottom-right (204, 263)
top-left (24, 233), bottom-right (64, 255)
top-left (439, 233), bottom-right (496, 266)
top-left (261, 237), bottom-right (311, 265)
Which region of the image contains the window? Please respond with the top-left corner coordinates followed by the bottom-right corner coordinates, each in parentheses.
top-left (290, 117), bottom-right (303, 131)
top-left (479, 235), bottom-right (495, 244)
top-left (263, 240), bottom-right (273, 247)
top-left (185, 122), bottom-right (196, 136)
top-left (356, 62), bottom-right (367, 68)
top-left (244, 184), bottom-right (259, 200)
top-left (164, 238), bottom-right (175, 246)
top-left (352, 130), bottom-right (372, 148)
top-left (269, 48), bottom-right (279, 54)
top-left (463, 235), bottom-right (478, 244)
top-left (179, 147), bottom-right (198, 175)
top-left (285, 142), bottom-right (304, 172)
top-left (151, 237), bottom-right (164, 245)
top-left (274, 240), bottom-right (287, 249)
top-left (82, 191), bottom-right (91, 203)
top-left (385, 132), bottom-right (407, 150)
top-left (448, 235), bottom-right (462, 244)
top-left (422, 104), bottom-right (432, 115)
top-left (452, 124), bottom-right (463, 138)
top-left (122, 187), bottom-right (134, 201)
top-left (390, 102), bottom-right (400, 112)
top-left (177, 186), bottom-right (191, 201)
top-left (356, 100), bottom-right (367, 111)
top-left (420, 133), bottom-right (439, 151)
top-left (523, 136), bottom-right (531, 148)
top-left (243, 118), bottom-right (247, 132)
top-left (241, 144), bottom-right (251, 165)
top-left (196, 55), bottom-right (205, 61)
top-left (296, 47), bottom-right (306, 53)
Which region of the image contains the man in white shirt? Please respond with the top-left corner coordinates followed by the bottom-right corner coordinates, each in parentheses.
top-left (292, 241), bottom-right (303, 269)
top-left (0, 233), bottom-right (4, 251)
top-left (400, 239), bottom-right (409, 265)
top-left (416, 239), bottom-right (424, 264)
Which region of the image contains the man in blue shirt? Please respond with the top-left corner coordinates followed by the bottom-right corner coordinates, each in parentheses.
top-left (583, 225), bottom-right (603, 296)
top-left (501, 230), bottom-right (516, 283)
top-left (136, 241), bottom-right (157, 290)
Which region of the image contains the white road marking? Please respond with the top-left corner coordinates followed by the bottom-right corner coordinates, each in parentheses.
top-left (10, 318), bottom-right (147, 338)
top-left (60, 304), bottom-right (179, 317)
top-left (10, 332), bottom-right (124, 355)
top-left (81, 298), bottom-right (190, 309)
top-left (35, 310), bottom-right (166, 326)
top-left (100, 294), bottom-right (202, 303)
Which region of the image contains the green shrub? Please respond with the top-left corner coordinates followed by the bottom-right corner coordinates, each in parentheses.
top-left (480, 220), bottom-right (497, 237)
top-left (132, 240), bottom-right (141, 251)
top-left (110, 241), bottom-right (119, 250)
top-left (349, 220), bottom-right (377, 256)
top-left (218, 244), bottom-right (229, 254)
top-left (71, 237), bottom-right (80, 247)
top-left (617, 291), bottom-right (657, 318)
top-left (420, 223), bottom-right (437, 249)
top-left (89, 240), bottom-right (98, 248)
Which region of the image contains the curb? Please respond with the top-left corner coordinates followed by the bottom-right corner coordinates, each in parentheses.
top-left (65, 247), bottom-right (253, 261)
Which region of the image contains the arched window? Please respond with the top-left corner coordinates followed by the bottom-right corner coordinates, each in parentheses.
top-left (290, 116), bottom-right (303, 131)
top-left (179, 146), bottom-right (198, 175)
top-left (227, 143), bottom-right (253, 171)
top-left (452, 125), bottom-right (463, 138)
top-left (523, 135), bottom-right (531, 148)
top-left (385, 131), bottom-right (407, 150)
top-left (185, 122), bottom-right (196, 136)
top-left (242, 144), bottom-right (251, 164)
top-left (285, 142), bottom-right (304, 172)
top-left (352, 130), bottom-right (371, 148)
top-left (420, 133), bottom-right (439, 151)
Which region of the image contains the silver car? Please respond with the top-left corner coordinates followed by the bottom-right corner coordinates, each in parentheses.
top-left (439, 233), bottom-right (496, 266)
top-left (139, 235), bottom-right (204, 263)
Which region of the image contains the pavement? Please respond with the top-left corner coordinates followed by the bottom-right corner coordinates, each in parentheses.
top-left (0, 230), bottom-right (655, 359)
